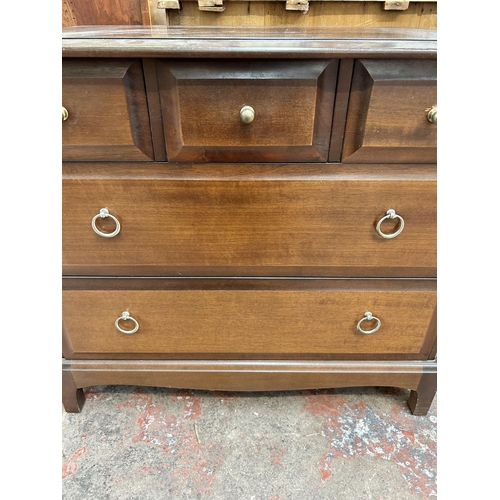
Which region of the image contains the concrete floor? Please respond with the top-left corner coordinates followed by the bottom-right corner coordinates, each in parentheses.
top-left (62, 386), bottom-right (437, 499)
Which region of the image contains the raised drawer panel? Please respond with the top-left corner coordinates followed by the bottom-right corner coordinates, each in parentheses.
top-left (62, 164), bottom-right (436, 277)
top-left (62, 279), bottom-right (436, 360)
top-left (62, 59), bottom-right (154, 161)
top-left (157, 59), bottom-right (338, 162)
top-left (342, 59), bottom-right (437, 163)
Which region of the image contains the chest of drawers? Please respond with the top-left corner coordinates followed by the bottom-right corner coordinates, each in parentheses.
top-left (62, 26), bottom-right (437, 415)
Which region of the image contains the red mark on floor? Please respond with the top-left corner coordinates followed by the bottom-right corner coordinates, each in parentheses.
top-left (62, 446), bottom-right (87, 479)
top-left (84, 388), bottom-right (102, 401)
top-left (302, 390), bottom-right (437, 497)
top-left (138, 464), bottom-right (168, 476)
top-left (170, 390), bottom-right (202, 419)
top-left (123, 388), bottom-right (225, 496)
top-left (318, 455), bottom-right (332, 482)
top-left (304, 393), bottom-right (348, 437)
top-left (269, 445), bottom-right (285, 465)
top-left (402, 429), bottom-right (415, 444)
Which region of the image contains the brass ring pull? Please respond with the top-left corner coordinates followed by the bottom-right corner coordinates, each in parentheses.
top-left (375, 209), bottom-right (405, 239)
top-left (240, 105), bottom-right (255, 124)
top-left (91, 208), bottom-right (121, 238)
top-left (357, 312), bottom-right (381, 335)
top-left (114, 311), bottom-right (139, 335)
top-left (62, 106), bottom-right (69, 121)
top-left (427, 107), bottom-right (437, 125)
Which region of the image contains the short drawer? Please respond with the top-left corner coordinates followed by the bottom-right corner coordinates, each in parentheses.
top-left (342, 59), bottom-right (437, 163)
top-left (62, 59), bottom-right (154, 161)
top-left (157, 59), bottom-right (338, 162)
top-left (62, 278), bottom-right (436, 360)
top-left (62, 163), bottom-right (436, 278)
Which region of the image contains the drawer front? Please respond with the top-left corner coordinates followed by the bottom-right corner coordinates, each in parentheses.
top-left (157, 59), bottom-right (338, 162)
top-left (62, 59), bottom-right (154, 161)
top-left (62, 164), bottom-right (436, 277)
top-left (342, 59), bottom-right (437, 163)
top-left (62, 279), bottom-right (436, 360)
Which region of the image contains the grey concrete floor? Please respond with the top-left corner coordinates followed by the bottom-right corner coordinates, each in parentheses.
top-left (62, 386), bottom-right (437, 499)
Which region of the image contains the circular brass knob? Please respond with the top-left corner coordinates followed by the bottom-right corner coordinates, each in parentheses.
top-left (91, 208), bottom-right (121, 238)
top-left (375, 209), bottom-right (405, 239)
top-left (357, 312), bottom-right (381, 335)
top-left (62, 106), bottom-right (69, 122)
top-left (115, 311), bottom-right (139, 335)
top-left (427, 107), bottom-right (437, 124)
top-left (240, 105), bottom-right (255, 124)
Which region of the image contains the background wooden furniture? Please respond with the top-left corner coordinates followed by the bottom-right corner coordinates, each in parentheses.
top-left (62, 0), bottom-right (437, 29)
top-left (62, 26), bottom-right (437, 415)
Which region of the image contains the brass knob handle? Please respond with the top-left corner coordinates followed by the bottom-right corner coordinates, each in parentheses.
top-left (115, 311), bottom-right (139, 335)
top-left (62, 106), bottom-right (69, 122)
top-left (427, 107), bottom-right (437, 125)
top-left (240, 105), bottom-right (255, 124)
top-left (357, 312), bottom-right (381, 335)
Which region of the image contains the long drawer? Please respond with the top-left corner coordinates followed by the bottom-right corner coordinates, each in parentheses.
top-left (62, 278), bottom-right (436, 360)
top-left (62, 163), bottom-right (436, 278)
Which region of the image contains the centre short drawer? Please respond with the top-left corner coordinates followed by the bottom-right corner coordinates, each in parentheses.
top-left (156, 59), bottom-right (338, 162)
top-left (62, 163), bottom-right (436, 278)
top-left (62, 278), bottom-right (436, 360)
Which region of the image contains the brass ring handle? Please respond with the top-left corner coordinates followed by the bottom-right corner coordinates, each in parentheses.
top-left (114, 311), bottom-right (139, 335)
top-left (62, 106), bottom-right (69, 121)
top-left (91, 208), bottom-right (121, 238)
top-left (240, 105), bottom-right (255, 124)
top-left (427, 107), bottom-right (437, 125)
top-left (375, 209), bottom-right (405, 239)
top-left (357, 312), bottom-right (381, 335)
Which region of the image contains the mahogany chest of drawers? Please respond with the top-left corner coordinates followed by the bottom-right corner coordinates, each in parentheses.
top-left (62, 26), bottom-right (437, 415)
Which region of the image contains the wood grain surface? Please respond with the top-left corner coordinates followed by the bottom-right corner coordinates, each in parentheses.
top-left (62, 163), bottom-right (436, 276)
top-left (157, 59), bottom-right (338, 162)
top-left (165, 2), bottom-right (437, 29)
top-left (342, 59), bottom-right (437, 163)
top-left (62, 1), bottom-right (437, 29)
top-left (62, 278), bottom-right (436, 359)
top-left (62, 0), bottom-right (149, 27)
top-left (63, 358), bottom-right (432, 395)
top-left (62, 59), bottom-right (154, 161)
top-left (61, 26), bottom-right (437, 59)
